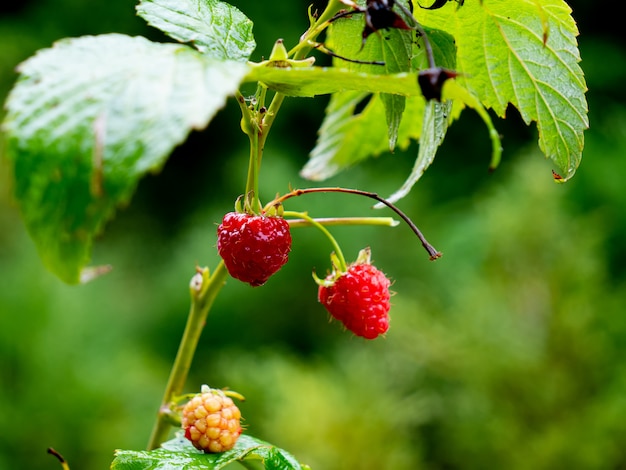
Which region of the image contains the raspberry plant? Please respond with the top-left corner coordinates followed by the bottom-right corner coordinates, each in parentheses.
top-left (1, 0), bottom-right (587, 468)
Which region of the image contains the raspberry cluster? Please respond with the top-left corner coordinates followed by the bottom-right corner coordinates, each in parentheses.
top-left (216, 207), bottom-right (397, 339)
top-left (217, 212), bottom-right (291, 287)
top-left (181, 387), bottom-right (242, 453)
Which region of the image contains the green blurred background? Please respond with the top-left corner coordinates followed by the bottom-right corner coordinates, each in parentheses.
top-left (1, 1), bottom-right (625, 469)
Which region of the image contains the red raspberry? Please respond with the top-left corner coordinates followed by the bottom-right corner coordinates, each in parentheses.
top-left (181, 386), bottom-right (243, 453)
top-left (318, 251), bottom-right (391, 339)
top-left (217, 212), bottom-right (291, 286)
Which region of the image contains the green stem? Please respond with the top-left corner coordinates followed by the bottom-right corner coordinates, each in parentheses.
top-left (260, 0), bottom-right (345, 155)
top-left (237, 87), bottom-right (264, 212)
top-left (284, 210), bottom-right (347, 272)
top-left (245, 126), bottom-right (261, 211)
top-left (287, 216), bottom-right (399, 228)
top-left (288, 0), bottom-right (345, 58)
top-left (258, 92), bottom-right (284, 158)
top-left (147, 261), bottom-right (229, 450)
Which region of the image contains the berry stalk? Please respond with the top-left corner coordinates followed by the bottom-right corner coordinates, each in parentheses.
top-left (283, 210), bottom-right (348, 272)
top-left (47, 448), bottom-right (70, 470)
top-left (147, 262), bottom-right (229, 450)
top-left (287, 216), bottom-right (399, 228)
top-left (266, 187), bottom-right (442, 260)
top-left (246, 125), bottom-right (262, 211)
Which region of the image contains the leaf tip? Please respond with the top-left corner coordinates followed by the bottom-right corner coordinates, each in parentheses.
top-left (551, 169), bottom-right (573, 184)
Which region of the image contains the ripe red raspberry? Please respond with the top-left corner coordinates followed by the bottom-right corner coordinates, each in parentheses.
top-left (181, 386), bottom-right (243, 453)
top-left (318, 250), bottom-right (391, 339)
top-left (217, 212), bottom-right (291, 286)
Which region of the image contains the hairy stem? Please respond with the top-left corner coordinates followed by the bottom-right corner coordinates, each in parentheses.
top-left (147, 261), bottom-right (229, 450)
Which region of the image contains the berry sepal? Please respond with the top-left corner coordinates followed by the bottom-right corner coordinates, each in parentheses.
top-left (312, 251), bottom-right (347, 288)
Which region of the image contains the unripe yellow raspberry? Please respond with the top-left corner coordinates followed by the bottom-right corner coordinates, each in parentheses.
top-left (181, 386), bottom-right (243, 453)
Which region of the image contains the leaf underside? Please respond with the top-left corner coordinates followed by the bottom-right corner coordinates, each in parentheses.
top-left (2, 34), bottom-right (248, 283)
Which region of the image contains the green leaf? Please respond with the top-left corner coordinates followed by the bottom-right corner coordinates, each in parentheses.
top-left (381, 93), bottom-right (406, 150)
top-left (301, 21), bottom-right (459, 198)
top-left (415, 0), bottom-right (588, 180)
top-left (368, 25), bottom-right (460, 203)
top-left (136, 0), bottom-right (255, 61)
top-left (301, 92), bottom-right (426, 181)
top-left (111, 433), bottom-right (308, 470)
top-left (2, 34), bottom-right (249, 283)
top-left (324, 0), bottom-right (415, 149)
top-left (376, 99), bottom-right (452, 206)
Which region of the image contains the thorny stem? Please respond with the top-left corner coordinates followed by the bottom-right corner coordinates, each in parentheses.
top-left (147, 261), bottom-right (229, 450)
top-left (267, 187), bottom-right (442, 260)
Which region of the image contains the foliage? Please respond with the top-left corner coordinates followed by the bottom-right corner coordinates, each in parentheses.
top-left (113, 434), bottom-right (307, 470)
top-left (0, 0), bottom-right (599, 469)
top-left (2, 0), bottom-right (586, 283)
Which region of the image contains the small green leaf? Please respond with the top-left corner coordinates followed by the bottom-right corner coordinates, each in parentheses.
top-left (136, 0), bottom-right (255, 61)
top-left (416, 0), bottom-right (588, 180)
top-left (111, 433), bottom-right (308, 470)
top-left (2, 34), bottom-right (249, 283)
